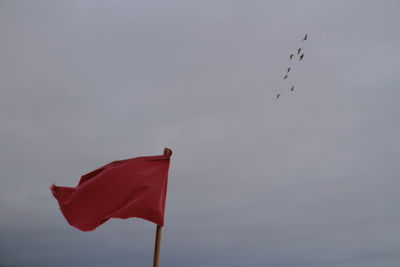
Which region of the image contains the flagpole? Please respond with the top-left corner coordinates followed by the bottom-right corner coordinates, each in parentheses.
top-left (153, 225), bottom-right (162, 267)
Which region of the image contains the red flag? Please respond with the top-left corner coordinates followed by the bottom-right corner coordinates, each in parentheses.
top-left (51, 148), bottom-right (172, 231)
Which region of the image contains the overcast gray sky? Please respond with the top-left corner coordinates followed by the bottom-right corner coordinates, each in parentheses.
top-left (1, 0), bottom-right (400, 266)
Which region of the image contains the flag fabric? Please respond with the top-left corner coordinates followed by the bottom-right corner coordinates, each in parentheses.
top-left (51, 148), bottom-right (172, 231)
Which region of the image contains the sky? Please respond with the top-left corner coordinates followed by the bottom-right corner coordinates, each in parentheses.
top-left (1, 0), bottom-right (400, 266)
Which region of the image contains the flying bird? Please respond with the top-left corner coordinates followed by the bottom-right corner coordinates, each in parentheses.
top-left (297, 48), bottom-right (302, 54)
top-left (299, 54), bottom-right (304, 61)
top-left (303, 34), bottom-right (308, 41)
top-left (283, 74), bottom-right (288, 79)
top-left (290, 86), bottom-right (294, 91)
top-left (287, 67), bottom-right (291, 73)
top-left (276, 94), bottom-right (280, 99)
top-left (290, 54), bottom-right (294, 60)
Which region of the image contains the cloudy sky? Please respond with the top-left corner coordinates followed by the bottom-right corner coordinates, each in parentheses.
top-left (1, 1), bottom-right (400, 266)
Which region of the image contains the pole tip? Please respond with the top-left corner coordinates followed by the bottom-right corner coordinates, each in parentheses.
top-left (163, 148), bottom-right (173, 156)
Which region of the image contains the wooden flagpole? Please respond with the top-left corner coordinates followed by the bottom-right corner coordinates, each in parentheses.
top-left (153, 225), bottom-right (162, 267)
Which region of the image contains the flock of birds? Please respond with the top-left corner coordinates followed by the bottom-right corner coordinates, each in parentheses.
top-left (276, 34), bottom-right (308, 99)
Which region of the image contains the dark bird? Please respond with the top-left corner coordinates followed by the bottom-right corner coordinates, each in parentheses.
top-left (297, 48), bottom-right (302, 54)
top-left (283, 74), bottom-right (288, 79)
top-left (299, 54), bottom-right (304, 61)
top-left (290, 54), bottom-right (294, 60)
top-left (287, 67), bottom-right (291, 73)
top-left (276, 94), bottom-right (280, 99)
top-left (303, 34), bottom-right (308, 41)
top-left (290, 85), bottom-right (294, 91)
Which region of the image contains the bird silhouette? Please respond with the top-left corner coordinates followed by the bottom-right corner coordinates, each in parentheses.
top-left (303, 34), bottom-right (308, 41)
top-left (283, 74), bottom-right (288, 79)
top-left (297, 48), bottom-right (302, 55)
top-left (276, 94), bottom-right (280, 99)
top-left (290, 86), bottom-right (294, 91)
top-left (290, 54), bottom-right (294, 60)
top-left (299, 54), bottom-right (304, 61)
top-left (287, 67), bottom-right (291, 73)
